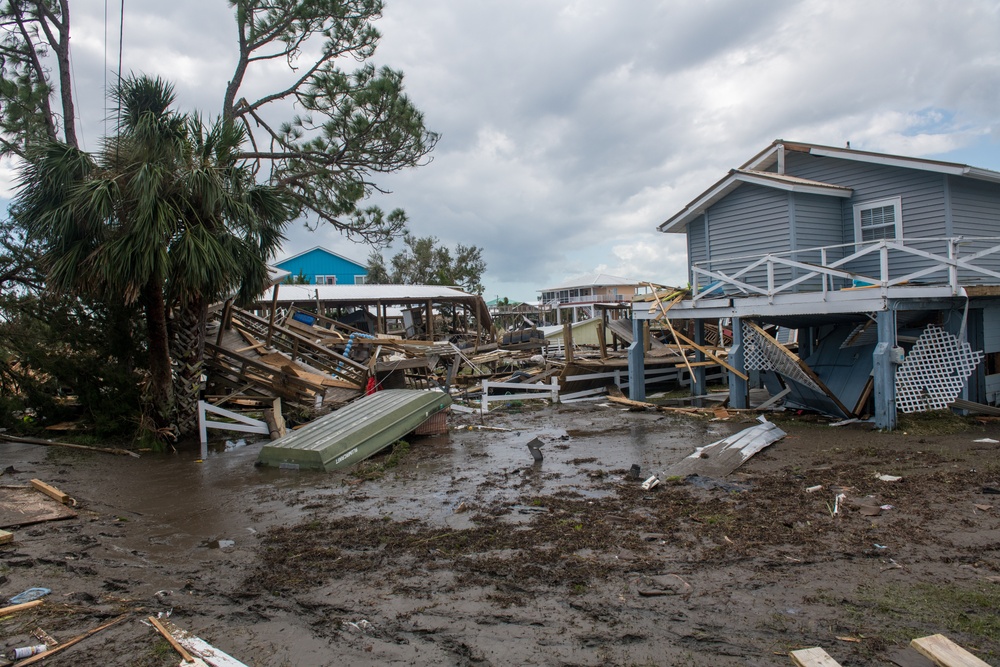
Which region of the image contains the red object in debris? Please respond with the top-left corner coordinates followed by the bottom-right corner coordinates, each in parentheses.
top-left (366, 377), bottom-right (378, 395)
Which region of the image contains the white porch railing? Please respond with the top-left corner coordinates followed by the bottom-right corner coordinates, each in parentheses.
top-left (691, 237), bottom-right (1000, 303)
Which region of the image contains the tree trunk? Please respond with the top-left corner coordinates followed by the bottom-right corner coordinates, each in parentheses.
top-left (170, 296), bottom-right (208, 439)
top-left (140, 281), bottom-right (174, 437)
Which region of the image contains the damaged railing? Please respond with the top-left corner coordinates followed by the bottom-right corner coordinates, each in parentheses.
top-left (691, 236), bottom-right (1000, 303)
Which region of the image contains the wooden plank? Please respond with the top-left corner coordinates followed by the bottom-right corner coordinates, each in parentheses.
top-left (0, 529), bottom-right (12, 544)
top-left (0, 600), bottom-right (43, 616)
top-left (790, 647), bottom-right (843, 667)
top-left (910, 634), bottom-right (991, 667)
top-left (148, 616), bottom-right (197, 664)
top-left (30, 479), bottom-right (70, 505)
top-left (670, 328), bottom-right (750, 381)
top-left (647, 288), bottom-right (696, 384)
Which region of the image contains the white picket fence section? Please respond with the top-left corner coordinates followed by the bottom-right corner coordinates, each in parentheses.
top-left (481, 377), bottom-right (560, 413)
top-left (198, 400), bottom-right (270, 458)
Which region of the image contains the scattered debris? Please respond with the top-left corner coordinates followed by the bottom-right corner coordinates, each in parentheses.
top-left (6, 644), bottom-right (47, 660)
top-left (973, 438), bottom-right (999, 443)
top-left (526, 437), bottom-right (544, 462)
top-left (875, 473), bottom-right (903, 482)
top-left (0, 600), bottom-right (44, 616)
top-left (805, 485), bottom-right (824, 493)
top-left (633, 573), bottom-right (692, 597)
top-left (257, 389), bottom-right (451, 471)
top-left (0, 433), bottom-right (139, 458)
top-left (663, 418), bottom-right (786, 478)
top-left (8, 587), bottom-right (50, 604)
top-left (628, 464), bottom-right (641, 480)
top-left (148, 616), bottom-right (205, 666)
top-left (30, 479), bottom-right (75, 506)
top-left (14, 614), bottom-right (128, 666)
top-left (641, 475), bottom-right (660, 491)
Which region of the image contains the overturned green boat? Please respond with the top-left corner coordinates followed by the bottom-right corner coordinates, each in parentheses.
top-left (257, 389), bottom-right (451, 471)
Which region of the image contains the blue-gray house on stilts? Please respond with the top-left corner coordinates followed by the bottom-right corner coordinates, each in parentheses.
top-left (630, 140), bottom-right (1000, 429)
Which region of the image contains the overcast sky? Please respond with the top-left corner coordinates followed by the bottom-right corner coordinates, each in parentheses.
top-left (9, 1), bottom-right (1000, 302)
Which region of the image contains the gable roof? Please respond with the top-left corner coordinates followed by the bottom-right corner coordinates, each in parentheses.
top-left (274, 245), bottom-right (366, 270)
top-left (658, 139), bottom-right (1000, 234)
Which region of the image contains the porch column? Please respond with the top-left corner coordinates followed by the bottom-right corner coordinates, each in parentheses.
top-left (728, 317), bottom-right (748, 409)
top-left (628, 315), bottom-right (646, 401)
top-left (692, 320), bottom-right (707, 396)
top-left (873, 310), bottom-right (898, 430)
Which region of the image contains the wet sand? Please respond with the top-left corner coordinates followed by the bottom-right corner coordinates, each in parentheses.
top-left (0, 403), bottom-right (998, 665)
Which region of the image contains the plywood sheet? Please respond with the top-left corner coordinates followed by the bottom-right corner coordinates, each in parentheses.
top-left (0, 486), bottom-right (77, 528)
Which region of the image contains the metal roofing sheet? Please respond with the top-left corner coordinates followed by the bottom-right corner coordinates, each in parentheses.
top-left (257, 389), bottom-right (451, 471)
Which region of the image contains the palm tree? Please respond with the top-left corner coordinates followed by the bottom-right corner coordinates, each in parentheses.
top-left (14, 74), bottom-right (292, 437)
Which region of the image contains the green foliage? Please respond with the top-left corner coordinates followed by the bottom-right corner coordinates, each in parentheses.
top-left (366, 232), bottom-right (487, 294)
top-left (224, 0), bottom-right (438, 247)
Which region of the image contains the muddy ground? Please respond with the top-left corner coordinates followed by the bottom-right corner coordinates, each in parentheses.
top-left (0, 402), bottom-right (999, 666)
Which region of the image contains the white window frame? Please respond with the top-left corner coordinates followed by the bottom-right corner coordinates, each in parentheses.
top-left (315, 275), bottom-right (337, 285)
top-left (853, 196), bottom-right (902, 244)
top-left (354, 275), bottom-right (367, 285)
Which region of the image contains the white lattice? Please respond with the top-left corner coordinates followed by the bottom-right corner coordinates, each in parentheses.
top-left (742, 322), bottom-right (823, 393)
top-left (895, 324), bottom-right (984, 413)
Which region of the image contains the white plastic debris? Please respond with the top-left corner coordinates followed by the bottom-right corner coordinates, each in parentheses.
top-left (833, 493), bottom-right (846, 515)
top-left (641, 475), bottom-right (660, 491)
top-left (875, 473), bottom-right (902, 482)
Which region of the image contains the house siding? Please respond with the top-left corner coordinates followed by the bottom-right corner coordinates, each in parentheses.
top-left (949, 176), bottom-right (1000, 283)
top-left (705, 184), bottom-right (791, 292)
top-left (275, 248), bottom-right (367, 285)
top-left (687, 215), bottom-right (708, 288)
top-left (791, 192), bottom-right (845, 290)
top-left (784, 151), bottom-right (952, 285)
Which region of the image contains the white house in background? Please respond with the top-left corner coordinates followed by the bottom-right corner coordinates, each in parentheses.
top-left (539, 273), bottom-right (648, 324)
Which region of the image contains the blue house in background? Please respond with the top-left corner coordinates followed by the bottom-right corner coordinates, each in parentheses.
top-left (273, 246), bottom-right (368, 285)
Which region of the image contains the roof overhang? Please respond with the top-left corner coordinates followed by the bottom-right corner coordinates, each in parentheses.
top-left (749, 141), bottom-right (1000, 184)
top-left (657, 169), bottom-right (852, 234)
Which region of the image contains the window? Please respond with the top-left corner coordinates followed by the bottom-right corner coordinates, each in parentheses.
top-left (354, 275), bottom-right (367, 285)
top-left (314, 275), bottom-right (337, 285)
top-left (853, 196), bottom-right (902, 243)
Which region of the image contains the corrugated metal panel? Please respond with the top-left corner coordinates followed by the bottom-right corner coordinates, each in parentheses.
top-left (257, 389), bottom-right (451, 471)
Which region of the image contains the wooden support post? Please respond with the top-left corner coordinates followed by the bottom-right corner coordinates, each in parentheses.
top-left (597, 320), bottom-right (607, 361)
top-left (563, 322), bottom-right (574, 362)
top-left (265, 284), bottom-right (280, 348)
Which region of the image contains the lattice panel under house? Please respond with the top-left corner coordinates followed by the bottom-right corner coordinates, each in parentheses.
top-left (895, 324), bottom-right (984, 414)
top-left (742, 322), bottom-right (823, 393)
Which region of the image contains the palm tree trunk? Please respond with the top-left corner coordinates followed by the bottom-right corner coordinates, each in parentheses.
top-left (140, 281), bottom-right (174, 435)
top-left (171, 296), bottom-right (207, 438)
